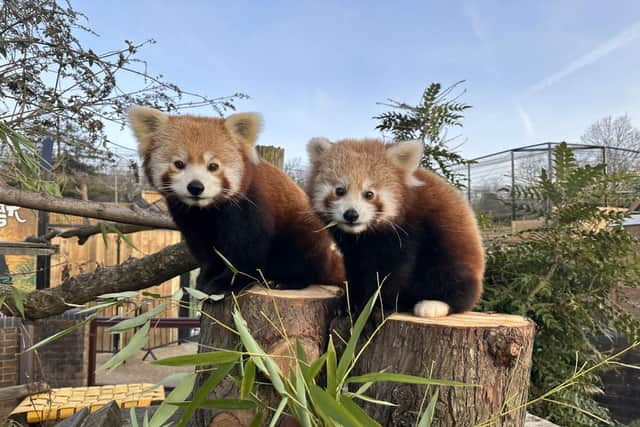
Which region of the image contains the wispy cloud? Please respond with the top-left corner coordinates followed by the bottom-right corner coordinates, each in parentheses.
top-left (525, 19), bottom-right (640, 96)
top-left (462, 0), bottom-right (487, 42)
top-left (516, 103), bottom-right (535, 138)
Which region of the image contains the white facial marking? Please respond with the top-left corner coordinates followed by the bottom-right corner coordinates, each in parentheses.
top-left (331, 189), bottom-right (377, 234)
top-left (376, 188), bottom-right (398, 221)
top-left (173, 164), bottom-right (222, 206)
top-left (413, 300), bottom-right (450, 318)
top-left (312, 182), bottom-right (334, 214)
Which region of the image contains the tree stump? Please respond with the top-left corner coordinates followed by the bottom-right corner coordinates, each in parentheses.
top-left (189, 285), bottom-right (344, 427)
top-left (341, 312), bottom-right (536, 427)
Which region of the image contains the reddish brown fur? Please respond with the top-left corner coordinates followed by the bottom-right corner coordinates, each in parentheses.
top-left (132, 109), bottom-right (344, 291)
top-left (307, 138), bottom-right (484, 313)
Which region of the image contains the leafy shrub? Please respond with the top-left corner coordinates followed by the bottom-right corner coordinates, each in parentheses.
top-left (481, 142), bottom-right (640, 426)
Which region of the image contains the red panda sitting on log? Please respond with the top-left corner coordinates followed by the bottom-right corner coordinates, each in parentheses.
top-left (306, 138), bottom-right (484, 318)
top-left (129, 107), bottom-right (344, 294)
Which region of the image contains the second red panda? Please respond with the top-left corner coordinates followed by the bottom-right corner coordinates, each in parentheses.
top-left (306, 138), bottom-right (484, 317)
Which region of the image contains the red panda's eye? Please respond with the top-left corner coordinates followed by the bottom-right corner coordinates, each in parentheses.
top-left (363, 191), bottom-right (375, 200)
top-left (174, 160), bottom-right (185, 169)
top-left (335, 187), bottom-right (347, 197)
top-left (207, 162), bottom-right (219, 172)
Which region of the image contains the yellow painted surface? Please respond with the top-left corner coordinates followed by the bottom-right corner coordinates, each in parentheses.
top-left (11, 383), bottom-right (164, 423)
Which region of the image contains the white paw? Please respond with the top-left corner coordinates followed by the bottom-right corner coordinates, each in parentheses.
top-left (413, 300), bottom-right (450, 318)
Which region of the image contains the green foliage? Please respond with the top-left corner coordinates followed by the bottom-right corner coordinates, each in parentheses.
top-left (481, 142), bottom-right (640, 426)
top-left (0, 122), bottom-right (60, 194)
top-left (374, 81), bottom-right (472, 186)
top-left (145, 283), bottom-right (463, 426)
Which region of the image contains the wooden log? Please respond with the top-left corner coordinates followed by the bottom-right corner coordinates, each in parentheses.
top-left (0, 382), bottom-right (49, 425)
top-left (336, 312), bottom-right (535, 427)
top-left (190, 285), bottom-right (344, 427)
top-left (256, 146), bottom-right (285, 169)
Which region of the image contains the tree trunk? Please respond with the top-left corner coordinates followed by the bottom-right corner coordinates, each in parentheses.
top-left (335, 312), bottom-right (535, 427)
top-left (255, 146), bottom-right (284, 169)
top-left (190, 285), bottom-right (344, 427)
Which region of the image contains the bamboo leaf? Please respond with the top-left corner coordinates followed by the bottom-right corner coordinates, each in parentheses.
top-left (294, 366), bottom-right (312, 427)
top-left (339, 394), bottom-right (382, 427)
top-left (98, 291), bottom-right (138, 300)
top-left (130, 407), bottom-right (139, 427)
top-left (240, 359), bottom-right (256, 399)
top-left (233, 309), bottom-right (286, 394)
top-left (176, 362), bottom-right (236, 427)
top-left (24, 314), bottom-right (96, 353)
top-left (99, 321), bottom-right (151, 371)
top-left (152, 350), bottom-right (240, 367)
top-left (308, 384), bottom-right (362, 427)
top-left (268, 397), bottom-right (289, 427)
top-left (107, 302), bottom-right (166, 332)
top-left (346, 372), bottom-right (471, 387)
top-left (326, 335), bottom-right (337, 397)
top-left (149, 373), bottom-right (196, 427)
top-left (417, 390), bottom-right (439, 427)
top-left (11, 286), bottom-right (25, 318)
top-left (168, 399), bottom-right (256, 410)
top-left (337, 286), bottom-right (380, 383)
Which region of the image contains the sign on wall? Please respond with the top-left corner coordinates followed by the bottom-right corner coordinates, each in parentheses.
top-left (0, 204), bottom-right (38, 288)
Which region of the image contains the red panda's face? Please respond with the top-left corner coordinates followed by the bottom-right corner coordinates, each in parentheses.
top-left (129, 107), bottom-right (262, 208)
top-left (306, 138), bottom-right (423, 234)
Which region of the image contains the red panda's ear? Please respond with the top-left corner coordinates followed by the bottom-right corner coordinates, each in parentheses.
top-left (386, 140), bottom-right (423, 173)
top-left (129, 106), bottom-right (168, 157)
top-left (225, 113), bottom-right (262, 164)
top-left (307, 137), bottom-right (333, 164)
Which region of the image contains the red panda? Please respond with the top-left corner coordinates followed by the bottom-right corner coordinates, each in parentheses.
top-left (306, 138), bottom-right (484, 317)
top-left (129, 107), bottom-right (344, 294)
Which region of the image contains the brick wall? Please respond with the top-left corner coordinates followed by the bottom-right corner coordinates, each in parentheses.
top-left (0, 316), bottom-right (21, 422)
top-left (28, 310), bottom-right (91, 388)
top-left (0, 317), bottom-right (20, 388)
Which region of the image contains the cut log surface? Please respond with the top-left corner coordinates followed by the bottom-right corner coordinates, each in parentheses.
top-left (189, 284), bottom-right (344, 427)
top-left (343, 311), bottom-right (536, 427)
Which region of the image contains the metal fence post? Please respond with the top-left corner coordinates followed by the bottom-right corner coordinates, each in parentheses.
top-left (511, 151), bottom-right (516, 220)
top-left (467, 162), bottom-right (471, 202)
top-left (36, 138), bottom-right (53, 290)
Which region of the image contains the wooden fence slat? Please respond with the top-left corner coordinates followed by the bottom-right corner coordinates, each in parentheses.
top-left (50, 226), bottom-right (183, 352)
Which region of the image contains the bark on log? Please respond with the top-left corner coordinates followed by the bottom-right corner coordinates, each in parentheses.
top-left (0, 242), bottom-right (196, 319)
top-left (335, 312), bottom-right (535, 427)
top-left (190, 285), bottom-right (344, 427)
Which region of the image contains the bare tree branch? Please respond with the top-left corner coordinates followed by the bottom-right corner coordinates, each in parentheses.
top-left (0, 182), bottom-right (176, 229)
top-left (0, 242), bottom-right (196, 319)
top-left (26, 222), bottom-right (153, 245)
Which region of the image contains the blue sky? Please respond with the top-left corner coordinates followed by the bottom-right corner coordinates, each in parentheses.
top-left (76, 0), bottom-right (640, 163)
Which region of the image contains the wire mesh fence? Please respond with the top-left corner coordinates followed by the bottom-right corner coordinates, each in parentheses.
top-left (452, 142), bottom-right (640, 229)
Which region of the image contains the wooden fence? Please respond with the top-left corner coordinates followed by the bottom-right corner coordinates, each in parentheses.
top-left (49, 213), bottom-right (183, 352)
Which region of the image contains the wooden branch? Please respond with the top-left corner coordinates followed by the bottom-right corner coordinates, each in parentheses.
top-left (27, 222), bottom-right (153, 245)
top-left (0, 183), bottom-right (176, 229)
top-left (0, 242), bottom-right (196, 319)
top-left (0, 382), bottom-right (48, 401)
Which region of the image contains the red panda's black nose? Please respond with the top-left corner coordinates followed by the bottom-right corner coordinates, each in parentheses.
top-left (343, 209), bottom-right (360, 223)
top-left (187, 180), bottom-right (205, 196)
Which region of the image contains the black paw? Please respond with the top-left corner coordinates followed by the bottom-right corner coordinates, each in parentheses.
top-left (195, 271), bottom-right (230, 296)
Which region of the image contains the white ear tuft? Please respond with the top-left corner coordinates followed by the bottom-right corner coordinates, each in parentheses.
top-left (386, 140), bottom-right (423, 173)
top-left (224, 113), bottom-right (262, 147)
top-left (128, 106), bottom-right (168, 157)
top-left (307, 137), bottom-right (333, 164)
